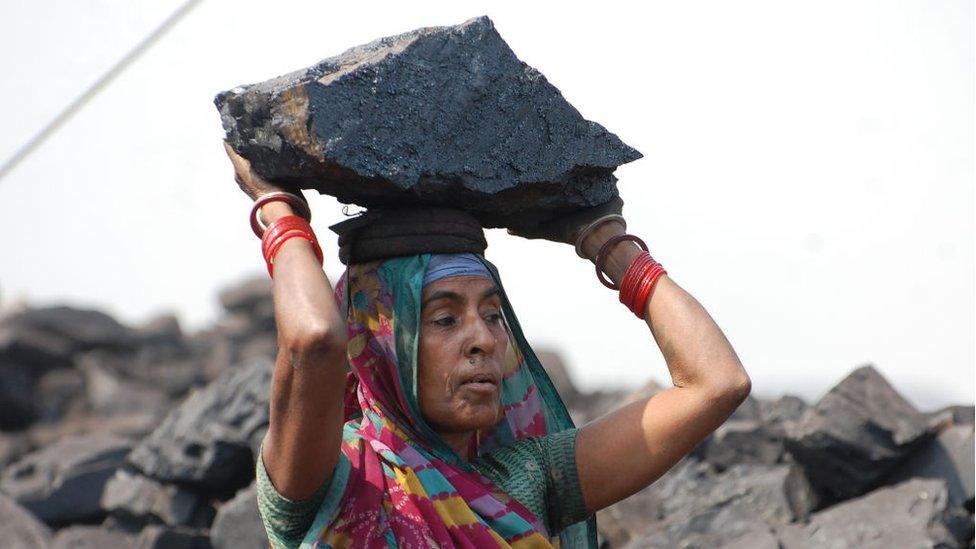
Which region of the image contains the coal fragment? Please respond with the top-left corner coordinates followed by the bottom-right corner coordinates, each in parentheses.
top-left (127, 358), bottom-right (273, 497)
top-left (215, 15), bottom-right (641, 231)
top-left (0, 434), bottom-right (131, 526)
top-left (784, 364), bottom-right (934, 502)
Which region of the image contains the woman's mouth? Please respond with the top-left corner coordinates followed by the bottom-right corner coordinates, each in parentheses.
top-left (460, 372), bottom-right (499, 394)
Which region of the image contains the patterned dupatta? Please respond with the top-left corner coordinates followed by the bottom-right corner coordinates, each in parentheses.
top-left (300, 253), bottom-right (597, 548)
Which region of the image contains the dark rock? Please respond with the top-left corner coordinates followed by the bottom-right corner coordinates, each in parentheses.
top-left (101, 470), bottom-right (213, 528)
top-left (211, 483), bottom-right (267, 549)
top-left (133, 525), bottom-right (210, 549)
top-left (778, 478), bottom-right (961, 549)
top-left (76, 352), bottom-right (171, 416)
top-left (759, 394), bottom-right (808, 426)
top-left (134, 313), bottom-right (184, 346)
top-left (0, 492), bottom-right (52, 549)
top-left (127, 358), bottom-right (273, 496)
top-left (51, 525), bottom-right (135, 548)
top-left (698, 420), bottom-right (784, 471)
top-left (885, 424), bottom-right (975, 509)
top-left (784, 364), bottom-right (934, 502)
top-left (78, 345), bottom-right (204, 402)
top-left (727, 394), bottom-right (763, 422)
top-left (0, 306), bottom-right (134, 371)
top-left (0, 357), bottom-right (37, 430)
top-left (35, 368), bottom-right (86, 422)
top-left (215, 15), bottom-right (641, 231)
top-left (0, 434), bottom-right (131, 526)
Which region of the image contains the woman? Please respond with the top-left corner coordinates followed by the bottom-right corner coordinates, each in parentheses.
top-left (225, 143), bottom-right (751, 548)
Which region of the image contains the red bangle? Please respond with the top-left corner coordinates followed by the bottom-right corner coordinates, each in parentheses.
top-left (266, 232), bottom-right (323, 278)
top-left (618, 252), bottom-right (652, 310)
top-left (618, 250), bottom-right (668, 317)
top-left (261, 215), bottom-right (323, 278)
top-left (595, 234), bottom-right (648, 290)
top-left (629, 264), bottom-right (666, 317)
top-left (262, 216), bottom-right (314, 259)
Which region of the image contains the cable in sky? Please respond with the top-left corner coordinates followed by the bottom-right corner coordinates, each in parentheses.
top-left (0, 0), bottom-right (205, 183)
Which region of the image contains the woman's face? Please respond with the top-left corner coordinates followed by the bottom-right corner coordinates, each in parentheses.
top-left (417, 275), bottom-right (508, 437)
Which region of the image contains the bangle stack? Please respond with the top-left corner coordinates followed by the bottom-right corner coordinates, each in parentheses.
top-left (594, 234), bottom-right (667, 318)
top-left (249, 192), bottom-right (323, 278)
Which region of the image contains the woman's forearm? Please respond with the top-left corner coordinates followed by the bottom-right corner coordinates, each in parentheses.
top-left (581, 222), bottom-right (749, 393)
top-left (259, 201), bottom-right (348, 500)
top-left (260, 202), bottom-right (345, 350)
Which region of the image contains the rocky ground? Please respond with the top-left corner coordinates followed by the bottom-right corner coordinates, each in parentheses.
top-left (1, 275), bottom-right (972, 548)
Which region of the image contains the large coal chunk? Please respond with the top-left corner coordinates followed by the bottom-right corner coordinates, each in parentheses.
top-left (0, 434), bottom-right (131, 526)
top-left (0, 306), bottom-right (135, 371)
top-left (215, 15), bottom-right (641, 231)
top-left (784, 364), bottom-right (934, 502)
top-left (778, 478), bottom-right (964, 548)
top-left (127, 358), bottom-right (273, 497)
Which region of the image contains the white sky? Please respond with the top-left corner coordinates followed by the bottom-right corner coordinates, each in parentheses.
top-left (0, 0), bottom-right (972, 410)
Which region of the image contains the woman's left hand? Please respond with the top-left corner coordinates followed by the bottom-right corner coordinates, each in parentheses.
top-left (506, 195), bottom-right (625, 247)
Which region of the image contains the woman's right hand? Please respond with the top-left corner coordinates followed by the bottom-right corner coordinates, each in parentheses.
top-left (223, 141), bottom-right (291, 201)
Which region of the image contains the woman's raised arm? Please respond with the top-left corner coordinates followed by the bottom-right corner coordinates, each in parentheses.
top-left (224, 143), bottom-right (348, 502)
top-left (573, 219), bottom-right (751, 514)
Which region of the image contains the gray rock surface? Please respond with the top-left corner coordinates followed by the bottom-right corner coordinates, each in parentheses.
top-left (698, 419), bottom-right (785, 471)
top-left (625, 463), bottom-right (817, 548)
top-left (784, 364), bottom-right (934, 502)
top-left (101, 470), bottom-right (212, 527)
top-left (0, 306), bottom-right (134, 371)
top-left (760, 394), bottom-right (808, 426)
top-left (215, 15), bottom-right (641, 231)
top-left (885, 424), bottom-right (975, 509)
top-left (211, 483), bottom-right (267, 549)
top-left (0, 492), bottom-right (52, 549)
top-left (50, 525), bottom-right (135, 549)
top-left (127, 358), bottom-right (273, 496)
top-left (134, 525), bottom-right (210, 549)
top-left (778, 478), bottom-right (962, 549)
top-left (0, 434), bottom-right (131, 526)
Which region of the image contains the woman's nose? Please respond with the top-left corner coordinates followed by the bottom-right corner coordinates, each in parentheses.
top-left (466, 314), bottom-right (496, 357)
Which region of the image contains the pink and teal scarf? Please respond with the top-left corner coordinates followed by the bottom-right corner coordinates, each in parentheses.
top-left (299, 253), bottom-right (596, 548)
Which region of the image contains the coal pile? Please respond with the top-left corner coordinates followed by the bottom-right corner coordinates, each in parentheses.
top-left (215, 15), bottom-right (642, 232)
top-left (1, 276), bottom-right (973, 548)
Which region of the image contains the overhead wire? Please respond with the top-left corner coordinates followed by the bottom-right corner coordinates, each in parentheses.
top-left (0, 0), bottom-right (205, 183)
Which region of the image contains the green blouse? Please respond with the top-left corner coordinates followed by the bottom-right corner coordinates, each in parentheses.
top-left (256, 428), bottom-right (588, 548)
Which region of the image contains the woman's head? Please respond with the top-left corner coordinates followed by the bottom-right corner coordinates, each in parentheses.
top-left (417, 254), bottom-right (508, 441)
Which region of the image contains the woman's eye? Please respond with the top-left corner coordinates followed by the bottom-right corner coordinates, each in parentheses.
top-left (486, 312), bottom-right (504, 324)
top-left (433, 316), bottom-right (456, 327)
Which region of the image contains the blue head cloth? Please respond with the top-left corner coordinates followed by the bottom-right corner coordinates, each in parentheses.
top-left (422, 253), bottom-right (492, 287)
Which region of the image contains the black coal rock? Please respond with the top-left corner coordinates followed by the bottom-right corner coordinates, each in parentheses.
top-left (215, 15), bottom-right (641, 231)
top-left (127, 358), bottom-right (273, 497)
top-left (0, 434), bottom-right (131, 527)
top-left (784, 364), bottom-right (934, 503)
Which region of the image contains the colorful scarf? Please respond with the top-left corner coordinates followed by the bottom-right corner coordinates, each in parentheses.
top-left (299, 253), bottom-right (597, 548)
